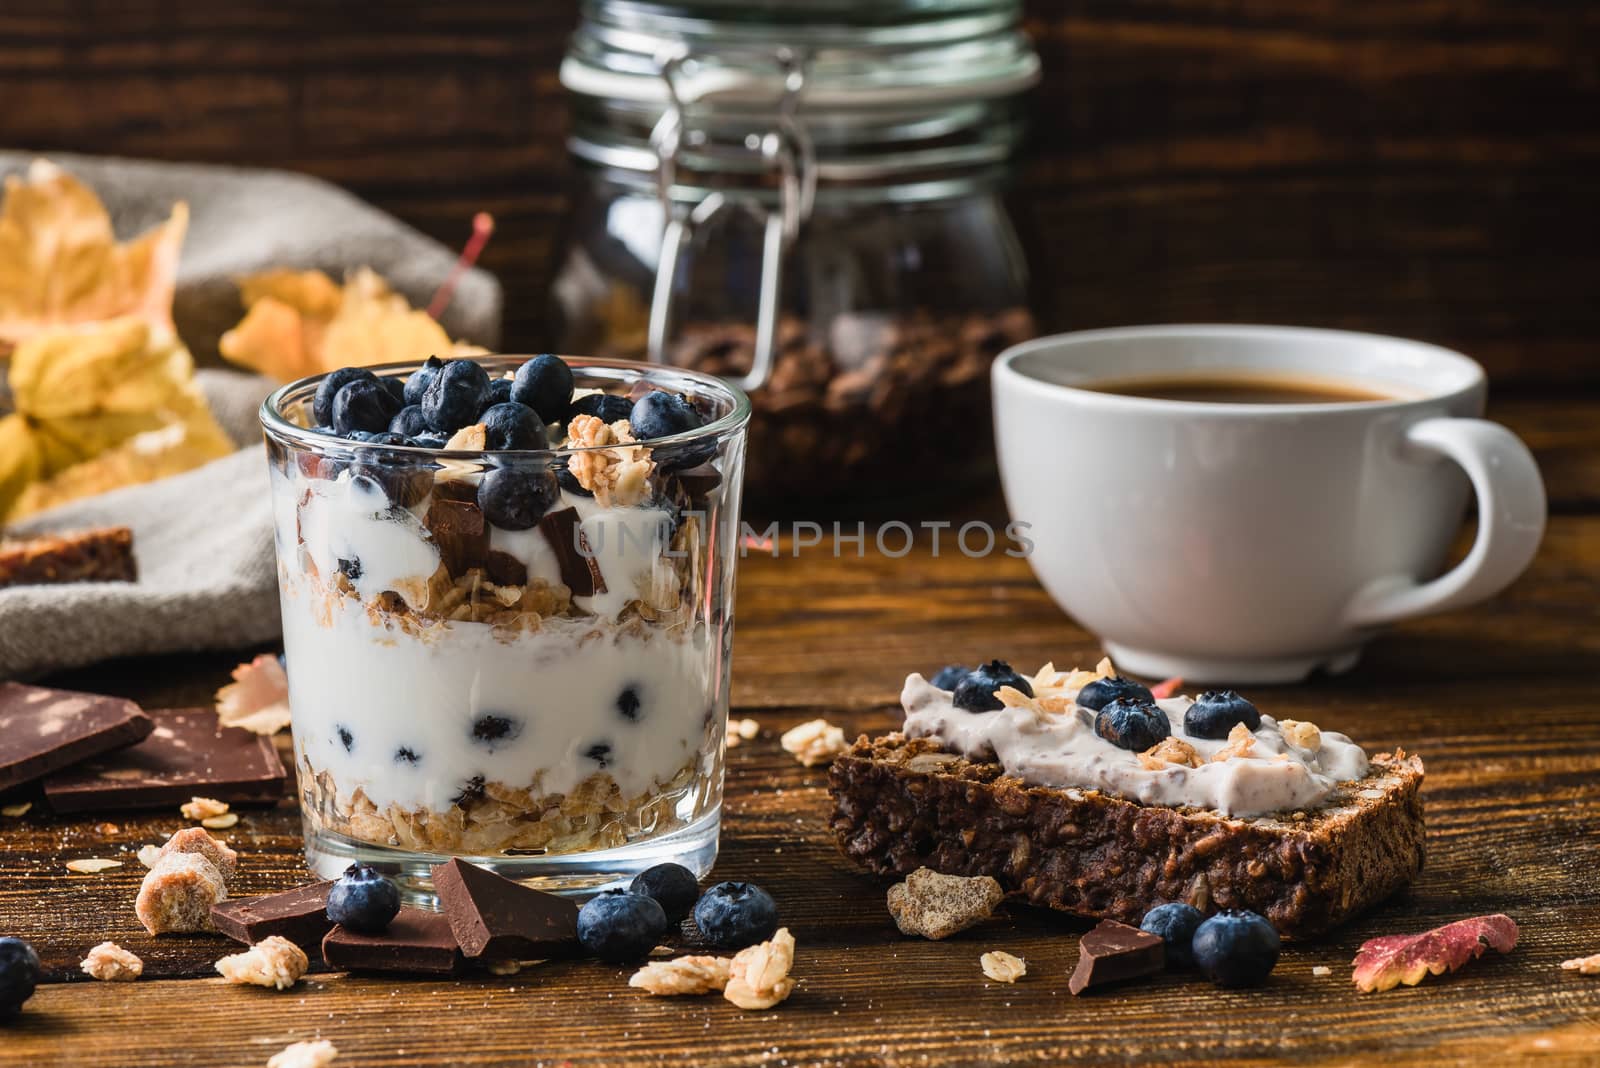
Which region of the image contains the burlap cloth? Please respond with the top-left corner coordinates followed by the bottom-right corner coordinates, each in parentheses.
top-left (0, 152), bottom-right (503, 679)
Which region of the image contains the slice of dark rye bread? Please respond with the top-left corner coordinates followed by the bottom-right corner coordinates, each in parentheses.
top-left (828, 734), bottom-right (1425, 938)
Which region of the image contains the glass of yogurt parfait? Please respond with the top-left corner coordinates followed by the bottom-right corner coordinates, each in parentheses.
top-left (260, 355), bottom-right (749, 898)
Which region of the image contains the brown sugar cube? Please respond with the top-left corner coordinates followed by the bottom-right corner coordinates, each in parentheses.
top-left (155, 826), bottom-right (238, 883)
top-left (135, 852), bottom-right (227, 934)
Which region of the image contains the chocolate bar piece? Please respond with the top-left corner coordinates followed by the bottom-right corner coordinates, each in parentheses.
top-left (0, 683), bottom-right (152, 793)
top-left (0, 526), bottom-right (136, 588)
top-left (322, 909), bottom-right (464, 976)
top-left (424, 496), bottom-right (489, 577)
top-left (42, 707), bottom-right (286, 813)
top-left (211, 881), bottom-right (335, 950)
top-left (1068, 920), bottom-right (1166, 995)
top-left (538, 507), bottom-right (604, 597)
top-left (431, 858), bottom-right (579, 960)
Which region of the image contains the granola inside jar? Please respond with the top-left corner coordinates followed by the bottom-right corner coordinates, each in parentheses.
top-left (553, 0), bottom-right (1039, 505)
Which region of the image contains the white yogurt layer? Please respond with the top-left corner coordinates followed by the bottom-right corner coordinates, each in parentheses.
top-left (281, 583), bottom-right (712, 807)
top-left (901, 674), bottom-right (1368, 817)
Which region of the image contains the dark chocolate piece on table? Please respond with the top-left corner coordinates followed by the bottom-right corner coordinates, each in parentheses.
top-left (538, 506), bottom-right (605, 597)
top-left (42, 707), bottom-right (286, 813)
top-left (0, 683), bottom-right (152, 793)
top-left (1068, 919), bottom-right (1166, 996)
top-left (424, 496), bottom-right (489, 577)
top-left (211, 881), bottom-right (336, 949)
top-left (431, 858), bottom-right (579, 960)
top-left (322, 908), bottom-right (464, 976)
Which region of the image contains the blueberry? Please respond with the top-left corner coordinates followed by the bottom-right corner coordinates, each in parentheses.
top-left (409, 431), bottom-right (449, 450)
top-left (389, 404), bottom-right (430, 438)
top-left (1094, 697), bottom-right (1172, 751)
top-left (511, 355), bottom-right (576, 424)
top-left (351, 440), bottom-right (432, 509)
top-left (332, 377), bottom-right (402, 437)
top-left (336, 726), bottom-right (354, 752)
top-left (693, 881), bottom-right (779, 950)
top-left (380, 375), bottom-right (406, 406)
top-left (1184, 691), bottom-right (1262, 740)
top-left (569, 392), bottom-right (634, 424)
top-left (394, 746), bottom-right (421, 766)
top-left (314, 367), bottom-right (378, 427)
top-left (479, 402), bottom-right (548, 451)
top-left (952, 660), bottom-right (1033, 713)
top-left (584, 742), bottom-right (612, 768)
top-left (929, 665), bottom-right (968, 691)
top-left (628, 863), bottom-right (700, 924)
top-left (403, 355), bottom-right (445, 406)
top-left (0, 937), bottom-right (40, 1018)
top-left (1140, 902), bottom-right (1206, 969)
top-left (555, 464), bottom-right (593, 498)
top-left (452, 775), bottom-right (487, 807)
top-left (420, 358), bottom-right (491, 434)
top-left (477, 466), bottom-right (559, 530)
top-left (470, 714), bottom-right (522, 752)
top-left (629, 391), bottom-right (700, 440)
top-left (326, 862), bottom-right (402, 934)
top-left (481, 377), bottom-right (514, 413)
top-left (577, 890), bottom-right (668, 962)
top-left (343, 429), bottom-right (380, 443)
top-left (1076, 675), bottom-right (1155, 711)
top-left (1191, 910), bottom-right (1280, 988)
top-left (616, 686), bottom-right (641, 723)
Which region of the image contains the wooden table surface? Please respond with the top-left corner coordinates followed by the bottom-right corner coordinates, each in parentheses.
top-left (1, 395), bottom-right (1597, 1066)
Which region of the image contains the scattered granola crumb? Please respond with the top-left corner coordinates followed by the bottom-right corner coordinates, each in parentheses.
top-left (202, 812), bottom-right (240, 830)
top-left (724, 928), bottom-right (796, 1010)
top-left (485, 960), bottom-right (523, 976)
top-left (155, 826), bottom-right (238, 882)
top-left (1137, 736), bottom-right (1202, 770)
top-left (267, 1040), bottom-right (338, 1068)
top-left (1312, 965), bottom-right (1333, 977)
top-left (1280, 719), bottom-right (1322, 751)
top-left (1212, 721), bottom-right (1257, 762)
top-left (444, 423), bottom-right (487, 451)
top-left (630, 955), bottom-right (733, 996)
top-left (137, 844), bottom-right (163, 869)
top-left (980, 950), bottom-right (1026, 983)
top-left (887, 867), bottom-right (1004, 940)
top-left (1, 802), bottom-right (32, 818)
top-left (80, 941), bottom-right (143, 981)
top-left (216, 935), bottom-right (308, 990)
top-left (780, 718), bottom-right (847, 767)
top-left (1561, 954), bottom-right (1600, 976)
top-left (135, 851), bottom-right (226, 935)
top-left (181, 797), bottom-right (230, 821)
top-left (66, 858), bottom-right (123, 874)
top-left (726, 718), bottom-right (760, 748)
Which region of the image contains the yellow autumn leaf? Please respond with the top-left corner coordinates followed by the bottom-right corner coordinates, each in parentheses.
top-left (0, 159), bottom-right (187, 353)
top-left (220, 266), bottom-right (460, 382)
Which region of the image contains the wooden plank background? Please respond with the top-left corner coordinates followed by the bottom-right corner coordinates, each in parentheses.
top-left (0, 1), bottom-right (1595, 382)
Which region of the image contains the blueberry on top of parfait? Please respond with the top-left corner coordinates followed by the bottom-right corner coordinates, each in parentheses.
top-left (1094, 696), bottom-right (1171, 751)
top-left (403, 354), bottom-right (445, 406)
top-left (1076, 675), bottom-right (1155, 712)
top-left (1184, 690), bottom-right (1262, 740)
top-left (314, 367), bottom-right (377, 427)
top-left (332, 376), bottom-right (401, 437)
top-left (420, 357), bottom-right (492, 434)
top-left (479, 402), bottom-right (548, 451)
top-left (952, 660), bottom-right (1033, 713)
top-left (511, 354), bottom-right (576, 424)
top-left (570, 392), bottom-right (634, 424)
top-left (929, 664), bottom-right (968, 691)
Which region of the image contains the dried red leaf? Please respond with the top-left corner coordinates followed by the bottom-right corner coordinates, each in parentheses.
top-left (1149, 676), bottom-right (1183, 700)
top-left (1352, 914), bottom-right (1518, 993)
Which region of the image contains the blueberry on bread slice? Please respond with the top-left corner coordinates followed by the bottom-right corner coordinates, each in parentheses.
top-left (827, 658), bottom-right (1425, 938)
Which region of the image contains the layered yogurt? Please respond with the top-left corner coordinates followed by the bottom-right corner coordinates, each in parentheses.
top-left (901, 665), bottom-right (1368, 817)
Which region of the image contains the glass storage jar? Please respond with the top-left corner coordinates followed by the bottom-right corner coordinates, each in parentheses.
top-left (553, 0), bottom-right (1039, 505)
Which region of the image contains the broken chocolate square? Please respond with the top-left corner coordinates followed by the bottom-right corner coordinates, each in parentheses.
top-left (42, 707), bottom-right (286, 813)
top-left (212, 881), bottom-right (336, 950)
top-left (431, 858), bottom-right (579, 960)
top-left (0, 683), bottom-right (152, 793)
top-left (1068, 920), bottom-right (1166, 995)
top-left (322, 909), bottom-right (464, 976)
top-left (424, 497), bottom-right (489, 577)
top-left (538, 507), bottom-right (604, 597)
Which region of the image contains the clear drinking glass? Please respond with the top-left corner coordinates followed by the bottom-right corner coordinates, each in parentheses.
top-left (260, 357), bottom-right (749, 899)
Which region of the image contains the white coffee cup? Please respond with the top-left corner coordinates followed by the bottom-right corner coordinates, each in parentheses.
top-left (992, 325), bottom-right (1546, 683)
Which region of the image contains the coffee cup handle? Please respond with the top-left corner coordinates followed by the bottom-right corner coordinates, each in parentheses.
top-left (1342, 417), bottom-right (1546, 628)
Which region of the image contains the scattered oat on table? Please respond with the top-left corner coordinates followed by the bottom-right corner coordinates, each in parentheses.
top-left (887, 867), bottom-right (1004, 940)
top-left (80, 941), bottom-right (143, 981)
top-left (724, 928), bottom-right (797, 1010)
top-left (202, 812), bottom-right (240, 830)
top-left (217, 935), bottom-right (308, 990)
top-left (1561, 954), bottom-right (1600, 976)
top-left (726, 718), bottom-right (761, 748)
top-left (266, 1040), bottom-right (338, 1068)
top-left (65, 858), bottom-right (123, 874)
top-left (631, 955), bottom-right (733, 996)
top-left (779, 718), bottom-right (847, 767)
top-left (1, 801), bottom-right (32, 818)
top-left (1312, 965), bottom-right (1333, 977)
top-left (181, 797), bottom-right (230, 821)
top-left (980, 950), bottom-right (1026, 983)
